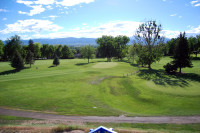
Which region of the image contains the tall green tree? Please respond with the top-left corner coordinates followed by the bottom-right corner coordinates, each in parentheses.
top-left (3, 35), bottom-right (22, 60)
top-left (188, 36), bottom-right (197, 54)
top-left (11, 50), bottom-right (24, 70)
top-left (134, 44), bottom-right (149, 67)
top-left (55, 45), bottom-right (62, 58)
top-left (41, 44), bottom-right (49, 59)
top-left (114, 35), bottom-right (130, 60)
top-left (135, 20), bottom-right (164, 69)
top-left (28, 39), bottom-right (36, 58)
top-left (80, 44), bottom-right (95, 63)
top-left (25, 51), bottom-right (34, 68)
top-left (166, 38), bottom-right (177, 56)
top-left (0, 40), bottom-right (4, 60)
top-left (34, 42), bottom-right (42, 58)
top-left (128, 45), bottom-right (136, 62)
top-left (96, 35), bottom-right (115, 62)
top-left (197, 35), bottom-right (200, 55)
top-left (48, 45), bottom-right (55, 59)
top-left (61, 45), bottom-right (74, 59)
top-left (172, 32), bottom-right (192, 73)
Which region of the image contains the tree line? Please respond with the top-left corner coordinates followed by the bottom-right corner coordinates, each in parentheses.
top-left (0, 20), bottom-right (200, 73)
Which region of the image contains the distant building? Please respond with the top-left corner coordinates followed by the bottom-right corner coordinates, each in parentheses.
top-left (89, 126), bottom-right (117, 133)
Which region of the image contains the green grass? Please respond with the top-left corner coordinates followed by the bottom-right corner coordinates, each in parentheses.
top-left (0, 57), bottom-right (200, 116)
top-left (0, 115), bottom-right (34, 120)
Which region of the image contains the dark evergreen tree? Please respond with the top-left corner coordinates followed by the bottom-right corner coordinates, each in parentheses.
top-left (0, 40), bottom-right (4, 60)
top-left (11, 50), bottom-right (24, 69)
top-left (25, 51), bottom-right (35, 68)
top-left (3, 35), bottom-right (22, 60)
top-left (41, 44), bottom-right (49, 59)
top-left (53, 55), bottom-right (60, 66)
top-left (28, 39), bottom-right (36, 58)
top-left (172, 32), bottom-right (192, 73)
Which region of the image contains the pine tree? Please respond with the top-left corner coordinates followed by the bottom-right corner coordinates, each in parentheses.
top-left (172, 32), bottom-right (192, 73)
top-left (25, 51), bottom-right (35, 68)
top-left (11, 50), bottom-right (24, 70)
top-left (53, 55), bottom-right (60, 66)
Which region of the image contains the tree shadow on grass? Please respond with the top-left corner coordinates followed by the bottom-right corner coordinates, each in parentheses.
top-left (0, 67), bottom-right (30, 76)
top-left (191, 57), bottom-right (200, 60)
top-left (137, 69), bottom-right (190, 87)
top-left (75, 62), bottom-right (95, 66)
top-left (120, 60), bottom-right (139, 67)
top-left (75, 63), bottom-right (89, 66)
top-left (48, 65), bottom-right (55, 68)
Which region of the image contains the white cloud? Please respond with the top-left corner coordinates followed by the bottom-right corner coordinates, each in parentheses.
top-left (18, 11), bottom-right (27, 15)
top-left (161, 30), bottom-right (180, 38)
top-left (195, 3), bottom-right (200, 6)
top-left (190, 0), bottom-right (200, 6)
top-left (18, 5), bottom-right (45, 16)
top-left (0, 9), bottom-right (8, 12)
top-left (161, 25), bottom-right (200, 38)
top-left (187, 25), bottom-right (200, 34)
top-left (179, 16), bottom-right (182, 18)
top-left (34, 0), bottom-right (55, 5)
top-left (17, 0), bottom-right (54, 5)
top-left (48, 15), bottom-right (59, 20)
top-left (0, 19), bottom-right (62, 34)
top-left (191, 0), bottom-right (198, 4)
top-left (16, 0), bottom-right (33, 6)
top-left (29, 21), bottom-right (141, 39)
top-left (2, 18), bottom-right (7, 21)
top-left (16, 0), bottom-right (94, 16)
top-left (162, 0), bottom-right (166, 2)
top-left (170, 14), bottom-right (177, 16)
top-left (46, 5), bottom-right (53, 9)
top-left (56, 0), bottom-right (94, 7)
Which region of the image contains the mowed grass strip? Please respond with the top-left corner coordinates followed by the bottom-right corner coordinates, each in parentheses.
top-left (0, 57), bottom-right (200, 116)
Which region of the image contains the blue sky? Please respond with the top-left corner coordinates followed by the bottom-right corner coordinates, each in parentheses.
top-left (0, 0), bottom-right (200, 40)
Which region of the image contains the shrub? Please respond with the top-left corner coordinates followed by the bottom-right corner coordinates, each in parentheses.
top-left (53, 55), bottom-right (60, 66)
top-left (163, 63), bottom-right (177, 73)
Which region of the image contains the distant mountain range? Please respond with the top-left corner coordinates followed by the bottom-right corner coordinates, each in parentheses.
top-left (4, 37), bottom-right (170, 46)
top-left (21, 37), bottom-right (98, 46)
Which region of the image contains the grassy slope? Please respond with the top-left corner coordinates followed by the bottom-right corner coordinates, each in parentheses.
top-left (0, 57), bottom-right (200, 116)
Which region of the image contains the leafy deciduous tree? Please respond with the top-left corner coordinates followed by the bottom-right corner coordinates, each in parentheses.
top-left (96, 35), bottom-right (115, 62)
top-left (135, 20), bottom-right (164, 69)
top-left (62, 45), bottom-right (74, 59)
top-left (80, 44), bottom-right (95, 63)
top-left (55, 45), bottom-right (62, 58)
top-left (114, 35), bottom-right (130, 60)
